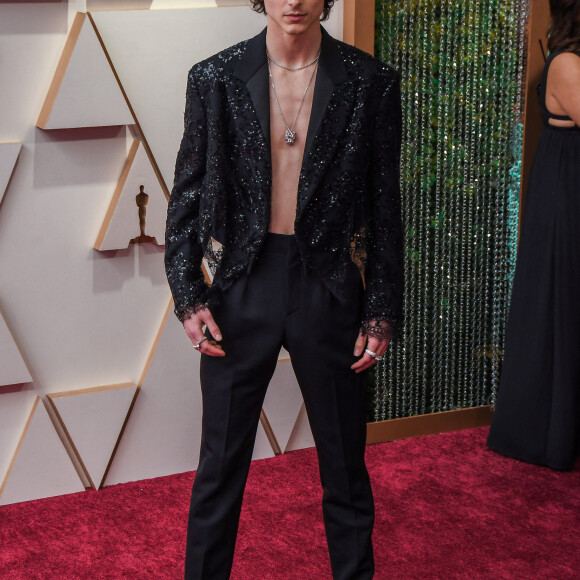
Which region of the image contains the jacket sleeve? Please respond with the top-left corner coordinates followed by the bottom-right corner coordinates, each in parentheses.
top-left (164, 70), bottom-right (210, 322)
top-left (362, 72), bottom-right (405, 339)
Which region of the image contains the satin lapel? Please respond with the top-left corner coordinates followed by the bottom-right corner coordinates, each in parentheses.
top-left (233, 28), bottom-right (270, 153)
top-left (246, 65), bottom-right (270, 151)
top-left (298, 28), bottom-right (349, 217)
top-left (303, 63), bottom-right (333, 160)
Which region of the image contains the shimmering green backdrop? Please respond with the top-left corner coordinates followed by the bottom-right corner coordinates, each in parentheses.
top-left (370, 0), bottom-right (528, 421)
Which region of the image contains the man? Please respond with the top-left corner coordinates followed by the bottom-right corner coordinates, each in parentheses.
top-left (165, 0), bottom-right (404, 577)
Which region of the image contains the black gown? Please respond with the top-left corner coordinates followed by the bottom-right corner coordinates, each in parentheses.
top-left (487, 50), bottom-right (580, 470)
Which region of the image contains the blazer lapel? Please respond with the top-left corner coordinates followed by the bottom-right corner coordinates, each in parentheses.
top-left (233, 27), bottom-right (348, 165)
top-left (232, 28), bottom-right (270, 152)
top-left (298, 27), bottom-right (350, 217)
top-left (231, 27), bottom-right (351, 221)
top-left (303, 28), bottom-right (348, 160)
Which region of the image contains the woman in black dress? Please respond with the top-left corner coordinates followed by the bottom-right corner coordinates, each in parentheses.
top-left (487, 0), bottom-right (580, 469)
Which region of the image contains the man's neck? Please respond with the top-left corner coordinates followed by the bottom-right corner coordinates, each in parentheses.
top-left (265, 22), bottom-right (322, 69)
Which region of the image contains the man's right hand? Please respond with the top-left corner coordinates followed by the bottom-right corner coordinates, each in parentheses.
top-left (183, 308), bottom-right (225, 357)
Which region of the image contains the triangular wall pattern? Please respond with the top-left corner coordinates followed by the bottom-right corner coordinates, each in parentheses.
top-left (47, 383), bottom-right (138, 489)
top-left (262, 358), bottom-right (309, 453)
top-left (90, 8), bottom-right (266, 189)
top-left (0, 143), bottom-right (21, 207)
top-left (104, 301), bottom-right (203, 485)
top-left (105, 300), bottom-right (275, 487)
top-left (285, 404), bottom-right (315, 453)
top-left (0, 392), bottom-right (37, 487)
top-left (0, 397), bottom-right (85, 505)
top-left (95, 139), bottom-right (167, 251)
top-left (37, 12), bottom-right (133, 130)
top-left (0, 309), bottom-right (32, 386)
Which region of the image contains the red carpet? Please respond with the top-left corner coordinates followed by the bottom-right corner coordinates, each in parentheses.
top-left (1, 427), bottom-right (579, 579)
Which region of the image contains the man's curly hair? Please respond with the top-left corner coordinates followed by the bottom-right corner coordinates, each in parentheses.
top-left (250, 0), bottom-right (337, 22)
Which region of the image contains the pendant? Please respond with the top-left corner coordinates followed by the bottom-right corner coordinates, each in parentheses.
top-left (284, 128), bottom-right (296, 145)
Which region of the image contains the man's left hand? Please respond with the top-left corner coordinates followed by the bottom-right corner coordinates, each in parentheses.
top-left (351, 331), bottom-right (390, 373)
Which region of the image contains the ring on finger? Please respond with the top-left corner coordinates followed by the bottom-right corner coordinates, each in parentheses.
top-left (365, 348), bottom-right (382, 362)
top-left (193, 336), bottom-right (208, 351)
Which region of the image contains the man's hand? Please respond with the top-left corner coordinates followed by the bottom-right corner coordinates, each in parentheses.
top-left (183, 308), bottom-right (225, 357)
top-left (351, 330), bottom-right (390, 373)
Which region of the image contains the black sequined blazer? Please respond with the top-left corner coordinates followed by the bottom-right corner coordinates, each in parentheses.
top-left (165, 27), bottom-right (404, 336)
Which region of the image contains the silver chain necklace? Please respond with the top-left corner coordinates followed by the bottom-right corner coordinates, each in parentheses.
top-left (267, 50), bottom-right (320, 71)
top-left (268, 58), bottom-right (318, 145)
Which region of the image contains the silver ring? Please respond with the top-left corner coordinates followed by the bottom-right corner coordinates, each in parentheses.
top-left (193, 336), bottom-right (208, 351)
top-left (365, 348), bottom-right (382, 362)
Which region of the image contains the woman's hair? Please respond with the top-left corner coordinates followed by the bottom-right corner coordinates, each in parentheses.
top-left (549, 0), bottom-right (580, 52)
top-left (250, 0), bottom-right (336, 22)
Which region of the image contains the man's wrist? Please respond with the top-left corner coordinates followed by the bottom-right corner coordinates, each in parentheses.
top-left (361, 319), bottom-right (393, 341)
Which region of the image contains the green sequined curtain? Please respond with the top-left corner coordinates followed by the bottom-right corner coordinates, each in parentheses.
top-left (370, 0), bottom-right (529, 421)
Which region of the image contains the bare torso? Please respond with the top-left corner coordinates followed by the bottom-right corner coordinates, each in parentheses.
top-left (268, 63), bottom-right (318, 234)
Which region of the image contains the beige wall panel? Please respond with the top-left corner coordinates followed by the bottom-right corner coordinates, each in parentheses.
top-left (91, 7), bottom-right (342, 188)
top-left (262, 359), bottom-right (312, 453)
top-left (95, 139), bottom-right (167, 251)
top-left (91, 8), bottom-right (265, 188)
top-left (0, 309), bottom-right (33, 386)
top-left (105, 301), bottom-right (274, 487)
top-left (150, 0), bottom-right (217, 6)
top-left (0, 390), bottom-right (37, 486)
top-left (0, 125), bottom-right (170, 393)
top-left (88, 1), bottom-right (217, 9)
top-left (0, 397), bottom-right (85, 506)
top-left (252, 419), bottom-right (277, 460)
top-left (48, 383), bottom-right (138, 489)
top-left (0, 143), bottom-right (21, 206)
top-left (285, 404), bottom-right (315, 453)
top-left (0, 2), bottom-right (69, 141)
top-left (37, 13), bottom-right (134, 130)
top-left (104, 303), bottom-right (203, 485)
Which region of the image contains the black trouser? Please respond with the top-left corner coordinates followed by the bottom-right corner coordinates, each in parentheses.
top-left (184, 234), bottom-right (374, 580)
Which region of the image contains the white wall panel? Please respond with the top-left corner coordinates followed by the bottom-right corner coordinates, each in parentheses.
top-left (37, 13), bottom-right (134, 130)
top-left (0, 309), bottom-right (33, 386)
top-left (263, 359), bottom-right (308, 453)
top-left (285, 404), bottom-right (315, 452)
top-left (104, 304), bottom-right (203, 484)
top-left (0, 124), bottom-right (170, 393)
top-left (95, 139), bottom-right (167, 250)
top-left (48, 383), bottom-right (138, 489)
top-left (0, 2), bottom-right (69, 141)
top-left (0, 389), bottom-right (36, 486)
top-left (0, 397), bottom-right (85, 505)
top-left (0, 143), bottom-right (21, 206)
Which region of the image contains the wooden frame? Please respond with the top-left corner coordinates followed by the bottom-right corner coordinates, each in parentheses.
top-left (367, 406), bottom-right (493, 444)
top-left (519, 0), bottom-right (550, 219)
top-left (344, 0), bottom-right (376, 55)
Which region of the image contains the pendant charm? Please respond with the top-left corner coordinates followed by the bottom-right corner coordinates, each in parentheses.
top-left (284, 128), bottom-right (296, 144)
